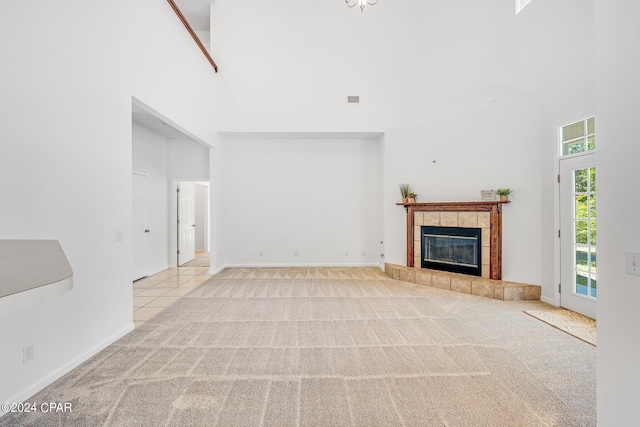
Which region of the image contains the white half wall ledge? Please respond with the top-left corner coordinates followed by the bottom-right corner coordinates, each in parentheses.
top-left (0, 240), bottom-right (73, 314)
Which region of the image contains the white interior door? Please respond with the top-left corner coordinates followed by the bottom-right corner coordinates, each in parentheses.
top-left (177, 181), bottom-right (196, 265)
top-left (560, 153), bottom-right (597, 319)
top-left (132, 172), bottom-right (149, 281)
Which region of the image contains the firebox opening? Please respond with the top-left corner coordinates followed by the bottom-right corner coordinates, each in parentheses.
top-left (421, 226), bottom-right (482, 276)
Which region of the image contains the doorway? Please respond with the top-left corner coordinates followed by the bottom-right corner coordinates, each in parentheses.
top-left (174, 179), bottom-right (210, 267)
top-left (559, 152), bottom-right (597, 319)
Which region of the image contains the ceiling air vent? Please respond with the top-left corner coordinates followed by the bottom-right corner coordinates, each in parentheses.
top-left (347, 96), bottom-right (360, 103)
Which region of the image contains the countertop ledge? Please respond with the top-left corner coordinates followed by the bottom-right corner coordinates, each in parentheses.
top-left (0, 240), bottom-right (73, 313)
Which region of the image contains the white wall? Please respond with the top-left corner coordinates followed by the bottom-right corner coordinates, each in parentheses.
top-left (221, 137), bottom-right (382, 266)
top-left (595, 0), bottom-right (640, 424)
top-left (132, 123), bottom-right (170, 274)
top-left (210, 145), bottom-right (225, 272)
top-left (0, 0), bottom-right (216, 408)
top-left (168, 139), bottom-right (210, 178)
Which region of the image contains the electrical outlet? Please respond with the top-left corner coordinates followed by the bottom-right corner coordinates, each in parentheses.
top-left (259, 251), bottom-right (263, 257)
top-left (23, 344), bottom-right (34, 364)
top-left (345, 251), bottom-right (349, 256)
top-left (115, 230), bottom-right (124, 241)
top-left (294, 251), bottom-right (299, 256)
top-left (626, 251), bottom-right (640, 276)
top-left (362, 251), bottom-right (366, 256)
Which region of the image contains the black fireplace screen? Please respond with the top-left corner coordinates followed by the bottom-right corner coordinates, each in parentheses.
top-left (421, 226), bottom-right (482, 276)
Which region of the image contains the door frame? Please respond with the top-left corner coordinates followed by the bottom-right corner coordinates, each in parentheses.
top-left (553, 112), bottom-right (596, 309)
top-left (558, 151), bottom-right (597, 318)
top-left (170, 177), bottom-right (210, 268)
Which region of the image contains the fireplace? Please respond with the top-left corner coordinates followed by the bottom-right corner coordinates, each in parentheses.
top-left (398, 200), bottom-right (505, 279)
top-left (421, 226), bottom-right (482, 276)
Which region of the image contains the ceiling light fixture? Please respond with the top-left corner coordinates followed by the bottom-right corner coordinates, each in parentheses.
top-left (346, 0), bottom-right (378, 12)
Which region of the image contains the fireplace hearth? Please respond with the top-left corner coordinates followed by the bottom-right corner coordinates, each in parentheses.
top-left (421, 226), bottom-right (482, 276)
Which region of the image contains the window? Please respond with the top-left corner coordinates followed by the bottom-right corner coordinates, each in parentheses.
top-left (572, 165), bottom-right (597, 298)
top-left (561, 117), bottom-right (595, 156)
top-left (516, 0), bottom-right (533, 15)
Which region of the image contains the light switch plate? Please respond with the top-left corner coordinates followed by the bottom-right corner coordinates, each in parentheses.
top-left (626, 251), bottom-right (640, 276)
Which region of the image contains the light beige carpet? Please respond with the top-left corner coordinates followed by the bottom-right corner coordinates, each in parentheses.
top-left (524, 308), bottom-right (597, 346)
top-left (1, 268), bottom-right (596, 426)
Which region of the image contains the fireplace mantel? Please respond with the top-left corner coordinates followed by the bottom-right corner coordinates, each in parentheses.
top-left (397, 200), bottom-right (508, 279)
top-left (396, 200), bottom-right (508, 213)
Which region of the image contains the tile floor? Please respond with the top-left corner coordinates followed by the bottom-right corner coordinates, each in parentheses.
top-left (132, 256), bottom-right (212, 327)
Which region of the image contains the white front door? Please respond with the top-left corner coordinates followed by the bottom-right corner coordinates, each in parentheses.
top-left (177, 181), bottom-right (196, 266)
top-left (132, 172), bottom-right (149, 281)
top-left (559, 153), bottom-right (597, 319)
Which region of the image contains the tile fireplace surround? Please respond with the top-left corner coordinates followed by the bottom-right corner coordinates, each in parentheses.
top-left (393, 200), bottom-right (541, 301)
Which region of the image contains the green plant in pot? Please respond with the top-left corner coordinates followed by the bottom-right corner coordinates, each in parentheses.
top-left (408, 191), bottom-right (417, 203)
top-left (496, 188), bottom-right (512, 202)
top-left (399, 184), bottom-right (411, 204)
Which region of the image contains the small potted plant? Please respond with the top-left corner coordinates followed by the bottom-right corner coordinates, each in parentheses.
top-left (399, 184), bottom-right (411, 204)
top-left (408, 191), bottom-right (417, 203)
top-left (496, 188), bottom-right (512, 202)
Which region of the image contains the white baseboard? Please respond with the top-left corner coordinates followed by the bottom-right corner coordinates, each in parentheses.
top-left (222, 263), bottom-right (382, 268)
top-left (149, 265), bottom-right (170, 277)
top-left (207, 265), bottom-right (227, 275)
top-left (0, 323), bottom-right (134, 418)
top-left (208, 263), bottom-right (385, 276)
top-left (540, 295), bottom-right (557, 306)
